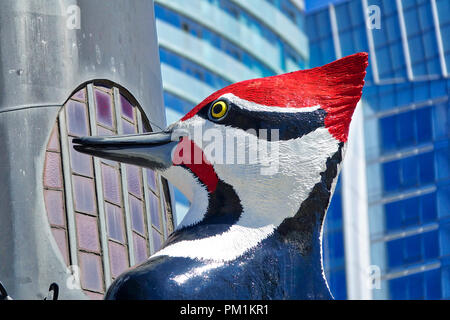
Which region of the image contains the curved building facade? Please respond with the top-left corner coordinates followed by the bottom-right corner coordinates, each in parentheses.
top-left (154, 0), bottom-right (309, 218)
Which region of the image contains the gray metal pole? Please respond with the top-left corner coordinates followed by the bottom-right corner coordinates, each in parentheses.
top-left (0, 0), bottom-right (164, 299)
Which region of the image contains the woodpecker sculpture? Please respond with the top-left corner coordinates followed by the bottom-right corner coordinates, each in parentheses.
top-left (74, 53), bottom-right (368, 299)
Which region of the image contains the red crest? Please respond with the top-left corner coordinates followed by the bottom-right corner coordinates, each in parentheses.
top-left (182, 53), bottom-right (368, 142)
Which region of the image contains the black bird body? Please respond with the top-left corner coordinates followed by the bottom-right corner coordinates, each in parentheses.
top-left (106, 231), bottom-right (330, 300)
top-left (73, 53), bottom-right (368, 300)
top-left (105, 143), bottom-right (343, 300)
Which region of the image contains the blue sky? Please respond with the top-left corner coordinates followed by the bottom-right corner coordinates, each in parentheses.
top-left (305, 0), bottom-right (344, 12)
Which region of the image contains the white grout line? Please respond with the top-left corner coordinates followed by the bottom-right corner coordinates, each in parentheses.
top-left (113, 87), bottom-right (136, 266)
top-left (58, 111), bottom-right (79, 268)
top-left (137, 110), bottom-right (156, 255)
top-left (87, 84), bottom-right (111, 287)
top-left (158, 176), bottom-right (169, 240)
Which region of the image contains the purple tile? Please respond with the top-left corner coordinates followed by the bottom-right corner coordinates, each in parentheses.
top-left (72, 88), bottom-right (86, 101)
top-left (105, 203), bottom-right (125, 243)
top-left (79, 253), bottom-right (104, 292)
top-left (96, 127), bottom-right (118, 167)
top-left (47, 125), bottom-right (60, 152)
top-left (126, 165), bottom-right (142, 198)
top-left (120, 95), bottom-right (134, 122)
top-left (72, 175), bottom-right (97, 215)
top-left (85, 291), bottom-right (104, 300)
top-left (44, 152), bottom-right (63, 189)
top-left (97, 126), bottom-right (114, 136)
top-left (44, 190), bottom-right (65, 227)
top-left (51, 228), bottom-right (70, 266)
top-left (108, 241), bottom-right (129, 278)
top-left (133, 233), bottom-right (149, 264)
top-left (146, 169), bottom-right (157, 192)
top-left (66, 100), bottom-right (89, 136)
top-left (129, 195), bottom-right (145, 235)
top-left (149, 191), bottom-right (161, 230)
top-left (76, 213), bottom-right (100, 252)
top-left (70, 139), bottom-right (93, 177)
top-left (122, 119), bottom-right (136, 134)
top-left (94, 89), bottom-right (114, 128)
top-left (101, 165), bottom-right (121, 205)
top-left (152, 228), bottom-right (163, 252)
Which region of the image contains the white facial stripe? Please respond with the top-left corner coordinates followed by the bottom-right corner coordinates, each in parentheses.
top-left (152, 224), bottom-right (275, 262)
top-left (220, 93), bottom-right (321, 114)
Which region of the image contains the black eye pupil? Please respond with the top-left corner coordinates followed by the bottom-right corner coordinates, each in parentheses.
top-left (213, 104), bottom-right (222, 113)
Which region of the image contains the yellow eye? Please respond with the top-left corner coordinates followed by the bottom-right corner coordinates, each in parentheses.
top-left (210, 100), bottom-right (228, 120)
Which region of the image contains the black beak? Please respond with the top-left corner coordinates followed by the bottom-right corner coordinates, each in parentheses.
top-left (72, 131), bottom-right (179, 170)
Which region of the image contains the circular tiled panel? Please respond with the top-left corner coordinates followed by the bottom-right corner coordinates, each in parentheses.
top-left (43, 82), bottom-right (174, 299)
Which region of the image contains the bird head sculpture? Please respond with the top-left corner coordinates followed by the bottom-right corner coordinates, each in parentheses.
top-left (74, 52), bottom-right (368, 299)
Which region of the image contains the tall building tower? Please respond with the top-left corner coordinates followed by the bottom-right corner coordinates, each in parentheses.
top-left (154, 0), bottom-right (310, 218)
top-left (307, 0), bottom-right (450, 299)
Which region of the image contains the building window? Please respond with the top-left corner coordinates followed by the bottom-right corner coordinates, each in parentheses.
top-left (43, 82), bottom-right (174, 299)
top-left (385, 192), bottom-right (437, 232)
top-left (386, 230), bottom-right (439, 270)
top-left (389, 268), bottom-right (442, 300)
top-left (382, 151), bottom-right (435, 194)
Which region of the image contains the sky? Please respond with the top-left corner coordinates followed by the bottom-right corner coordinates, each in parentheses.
top-left (305, 0), bottom-right (344, 12)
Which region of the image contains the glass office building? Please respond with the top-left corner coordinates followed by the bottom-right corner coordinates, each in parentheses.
top-left (307, 0), bottom-right (449, 299)
top-left (154, 0), bottom-right (309, 218)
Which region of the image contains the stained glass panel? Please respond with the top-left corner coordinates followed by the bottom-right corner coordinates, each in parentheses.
top-left (94, 88), bottom-right (114, 128)
top-left (44, 82), bottom-right (174, 299)
top-left (76, 213), bottom-right (100, 252)
top-left (51, 228), bottom-right (70, 266)
top-left (105, 203), bottom-right (125, 243)
top-left (101, 164), bottom-right (121, 205)
top-left (127, 165), bottom-right (142, 198)
top-left (44, 190), bottom-right (65, 227)
top-left (130, 195), bottom-right (145, 235)
top-left (79, 253), bottom-right (104, 292)
top-left (120, 95), bottom-right (134, 122)
top-left (133, 233), bottom-right (148, 264)
top-left (66, 100), bottom-right (89, 136)
top-left (108, 241), bottom-right (129, 278)
top-left (44, 152), bottom-right (63, 189)
top-left (73, 175), bottom-right (97, 215)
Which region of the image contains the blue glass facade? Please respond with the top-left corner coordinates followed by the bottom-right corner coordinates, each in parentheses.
top-left (307, 0), bottom-right (450, 299)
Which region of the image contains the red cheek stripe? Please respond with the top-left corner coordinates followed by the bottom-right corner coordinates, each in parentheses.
top-left (172, 137), bottom-right (219, 193)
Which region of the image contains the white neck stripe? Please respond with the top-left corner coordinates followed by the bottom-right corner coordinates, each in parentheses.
top-left (151, 224), bottom-right (275, 262)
